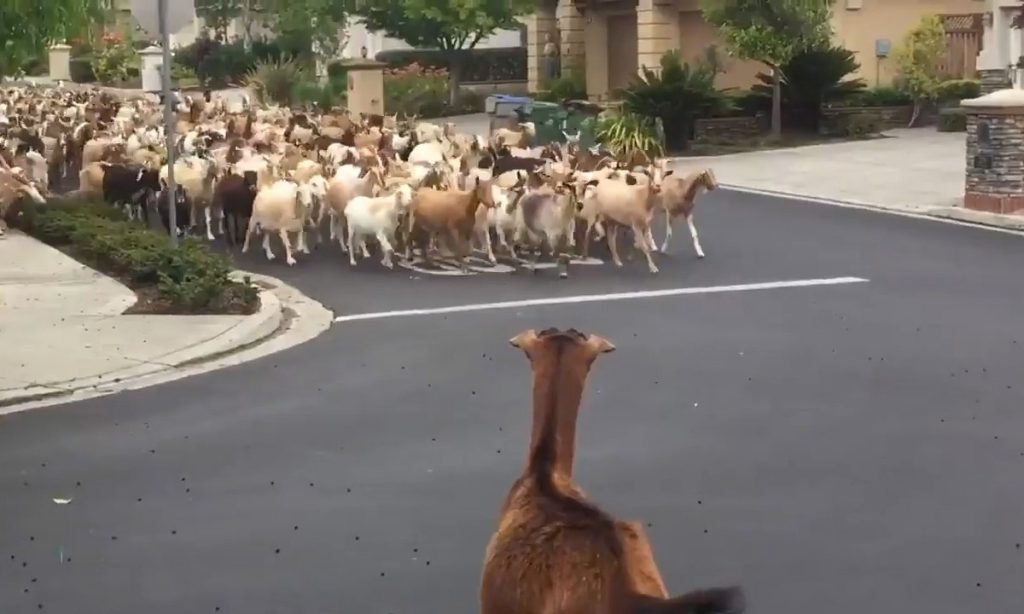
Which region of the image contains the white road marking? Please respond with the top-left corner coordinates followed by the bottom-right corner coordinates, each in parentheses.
top-left (334, 276), bottom-right (868, 323)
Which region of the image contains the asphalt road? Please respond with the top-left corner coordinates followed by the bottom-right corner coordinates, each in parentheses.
top-left (2, 190), bottom-right (1024, 614)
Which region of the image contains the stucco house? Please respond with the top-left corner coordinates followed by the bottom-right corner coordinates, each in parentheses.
top-left (525, 0), bottom-right (989, 99)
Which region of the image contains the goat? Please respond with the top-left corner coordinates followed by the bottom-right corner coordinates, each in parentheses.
top-left (511, 181), bottom-right (580, 278)
top-left (242, 179), bottom-right (315, 265)
top-left (480, 327), bottom-right (746, 614)
top-left (491, 121), bottom-right (536, 149)
top-left (0, 168), bottom-right (46, 237)
top-left (344, 184), bottom-right (415, 268)
top-left (581, 175), bottom-right (662, 273)
top-left (214, 170), bottom-right (259, 247)
top-left (406, 177), bottom-right (497, 271)
top-left (657, 168), bottom-right (718, 256)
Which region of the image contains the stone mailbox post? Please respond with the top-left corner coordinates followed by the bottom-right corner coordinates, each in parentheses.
top-left (343, 60), bottom-right (386, 118)
top-left (963, 89), bottom-right (1024, 214)
top-left (140, 46), bottom-right (165, 93)
top-left (48, 44), bottom-right (72, 82)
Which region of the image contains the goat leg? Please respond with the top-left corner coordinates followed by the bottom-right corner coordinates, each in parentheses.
top-left (377, 230), bottom-right (395, 269)
top-left (278, 229), bottom-right (296, 266)
top-left (687, 213), bottom-right (704, 258)
top-left (607, 226), bottom-right (623, 267)
top-left (661, 208), bottom-right (674, 253)
top-left (634, 222), bottom-right (659, 274)
top-left (346, 227), bottom-right (358, 267)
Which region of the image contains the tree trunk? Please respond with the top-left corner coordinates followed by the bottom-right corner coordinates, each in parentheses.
top-left (448, 55), bottom-right (462, 107)
top-left (908, 101), bottom-right (921, 128)
top-left (771, 66), bottom-right (782, 139)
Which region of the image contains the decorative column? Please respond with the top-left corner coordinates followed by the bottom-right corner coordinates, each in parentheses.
top-left (556, 0), bottom-right (584, 76)
top-left (962, 89), bottom-right (1024, 215)
top-left (583, 10), bottom-right (609, 100)
top-left (974, 10), bottom-right (1007, 92)
top-left (48, 44), bottom-right (72, 82)
top-left (139, 46), bottom-right (165, 93)
top-left (636, 0), bottom-right (680, 74)
top-left (525, 1), bottom-right (558, 92)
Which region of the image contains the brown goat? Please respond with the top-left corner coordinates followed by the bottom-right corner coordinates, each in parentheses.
top-left (657, 168), bottom-right (718, 256)
top-left (405, 177), bottom-right (497, 271)
top-left (480, 328), bottom-right (745, 614)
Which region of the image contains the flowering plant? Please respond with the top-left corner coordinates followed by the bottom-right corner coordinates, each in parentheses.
top-left (91, 31), bottom-right (138, 85)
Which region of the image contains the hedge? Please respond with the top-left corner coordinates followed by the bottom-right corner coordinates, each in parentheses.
top-left (374, 47), bottom-right (527, 83)
top-left (13, 198), bottom-right (259, 315)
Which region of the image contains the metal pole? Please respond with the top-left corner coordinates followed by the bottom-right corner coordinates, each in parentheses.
top-left (158, 0), bottom-right (178, 246)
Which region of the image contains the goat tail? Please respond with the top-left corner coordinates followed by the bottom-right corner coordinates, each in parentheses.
top-left (631, 586), bottom-right (745, 614)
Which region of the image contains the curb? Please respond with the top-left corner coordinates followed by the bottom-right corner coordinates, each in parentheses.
top-left (722, 185), bottom-right (1024, 236)
top-left (0, 273), bottom-right (333, 415)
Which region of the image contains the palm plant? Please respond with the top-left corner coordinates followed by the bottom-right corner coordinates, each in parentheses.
top-left (754, 45), bottom-right (866, 131)
top-left (245, 58), bottom-right (308, 106)
top-left (621, 50), bottom-right (728, 151)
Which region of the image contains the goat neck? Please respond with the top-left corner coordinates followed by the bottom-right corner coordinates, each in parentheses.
top-left (510, 328), bottom-right (615, 482)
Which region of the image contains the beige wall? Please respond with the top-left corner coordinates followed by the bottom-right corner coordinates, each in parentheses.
top-left (831, 0), bottom-right (985, 85)
top-left (608, 13), bottom-right (639, 93)
top-left (677, 9), bottom-right (762, 89)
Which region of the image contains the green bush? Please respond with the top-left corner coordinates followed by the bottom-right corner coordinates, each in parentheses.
top-left (936, 79), bottom-right (981, 104)
top-left (937, 107), bottom-right (967, 132)
top-left (246, 58), bottom-right (308, 106)
top-left (17, 199), bottom-right (258, 314)
top-left (595, 110), bottom-right (663, 160)
top-left (754, 45), bottom-right (866, 130)
top-left (536, 70), bottom-right (587, 102)
top-left (384, 67), bottom-right (450, 118)
top-left (620, 50), bottom-right (728, 151)
top-left (175, 37), bottom-right (306, 88)
top-left (70, 56), bottom-right (96, 83)
top-left (843, 87), bottom-right (913, 108)
top-left (838, 114), bottom-right (881, 137)
top-left (375, 48), bottom-right (527, 82)
top-left (293, 74), bottom-right (348, 109)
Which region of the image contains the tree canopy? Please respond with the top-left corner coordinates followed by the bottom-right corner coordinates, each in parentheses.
top-left (0, 0), bottom-right (104, 77)
top-left (701, 0), bottom-right (833, 69)
top-left (353, 0), bottom-right (532, 52)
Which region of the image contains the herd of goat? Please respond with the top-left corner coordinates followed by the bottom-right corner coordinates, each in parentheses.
top-left (0, 86), bottom-right (718, 275)
top-left (1, 86), bottom-right (746, 611)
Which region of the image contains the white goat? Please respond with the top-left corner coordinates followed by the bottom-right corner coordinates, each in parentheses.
top-left (344, 184), bottom-right (415, 268)
top-left (242, 180), bottom-right (315, 265)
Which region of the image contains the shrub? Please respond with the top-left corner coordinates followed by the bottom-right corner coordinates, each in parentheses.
top-left (937, 107), bottom-right (967, 132)
top-left (753, 45), bottom-right (865, 131)
top-left (536, 70), bottom-right (587, 102)
top-left (294, 74), bottom-right (348, 110)
top-left (842, 87), bottom-right (913, 108)
top-left (375, 48), bottom-right (527, 83)
top-left (91, 32), bottom-right (139, 86)
top-left (595, 110), bottom-right (664, 160)
top-left (620, 50), bottom-right (727, 151)
top-left (175, 37), bottom-right (304, 88)
top-left (935, 79), bottom-right (981, 104)
top-left (838, 114), bottom-right (881, 137)
top-left (70, 56), bottom-right (96, 83)
top-left (384, 64), bottom-right (450, 118)
top-left (245, 58), bottom-right (308, 106)
top-left (16, 198), bottom-right (258, 314)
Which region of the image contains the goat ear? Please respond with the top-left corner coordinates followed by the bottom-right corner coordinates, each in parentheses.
top-left (509, 330), bottom-right (537, 350)
top-left (587, 334), bottom-right (616, 355)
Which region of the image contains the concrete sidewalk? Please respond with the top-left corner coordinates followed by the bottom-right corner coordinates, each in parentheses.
top-left (0, 231), bottom-right (292, 408)
top-left (670, 129), bottom-right (966, 213)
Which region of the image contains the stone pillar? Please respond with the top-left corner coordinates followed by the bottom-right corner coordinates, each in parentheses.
top-left (345, 60), bottom-right (386, 117)
top-left (962, 89), bottom-right (1024, 215)
top-left (556, 0), bottom-right (584, 76)
top-left (48, 44), bottom-right (72, 82)
top-left (583, 11), bottom-right (609, 100)
top-left (139, 46), bottom-right (165, 93)
top-left (524, 2), bottom-right (557, 92)
top-left (636, 0), bottom-right (680, 74)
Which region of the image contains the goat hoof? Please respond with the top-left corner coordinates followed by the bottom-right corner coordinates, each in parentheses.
top-left (286, 258), bottom-right (297, 266)
top-left (697, 252), bottom-right (705, 259)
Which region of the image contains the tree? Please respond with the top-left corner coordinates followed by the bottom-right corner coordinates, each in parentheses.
top-left (195, 0), bottom-right (244, 42)
top-left (354, 0), bottom-right (534, 105)
top-left (0, 0), bottom-right (104, 78)
top-left (893, 15), bottom-right (946, 127)
top-left (261, 0), bottom-right (350, 76)
top-left (702, 0), bottom-right (833, 137)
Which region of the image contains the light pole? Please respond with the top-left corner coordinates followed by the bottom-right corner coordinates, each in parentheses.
top-left (158, 0), bottom-right (178, 245)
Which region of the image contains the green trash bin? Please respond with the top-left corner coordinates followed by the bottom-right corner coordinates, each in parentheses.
top-left (528, 101), bottom-right (566, 146)
top-left (563, 112), bottom-right (599, 149)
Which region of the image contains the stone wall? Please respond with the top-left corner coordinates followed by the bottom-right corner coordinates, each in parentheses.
top-left (693, 116), bottom-right (764, 142)
top-left (819, 106), bottom-right (913, 136)
top-left (963, 112), bottom-right (1024, 214)
top-left (978, 68), bottom-right (1011, 95)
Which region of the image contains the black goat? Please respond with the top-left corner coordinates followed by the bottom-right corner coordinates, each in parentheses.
top-left (215, 170), bottom-right (259, 247)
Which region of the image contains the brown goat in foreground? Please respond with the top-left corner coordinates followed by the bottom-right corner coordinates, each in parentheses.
top-left (480, 328), bottom-right (746, 614)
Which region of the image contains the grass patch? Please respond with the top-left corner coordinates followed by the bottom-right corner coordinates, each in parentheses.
top-left (12, 197), bottom-right (259, 315)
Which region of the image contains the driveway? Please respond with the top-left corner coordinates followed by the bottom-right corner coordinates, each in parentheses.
top-left (1, 189), bottom-right (1022, 614)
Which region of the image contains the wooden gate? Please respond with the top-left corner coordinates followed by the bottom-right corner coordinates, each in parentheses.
top-left (939, 14), bottom-right (982, 79)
